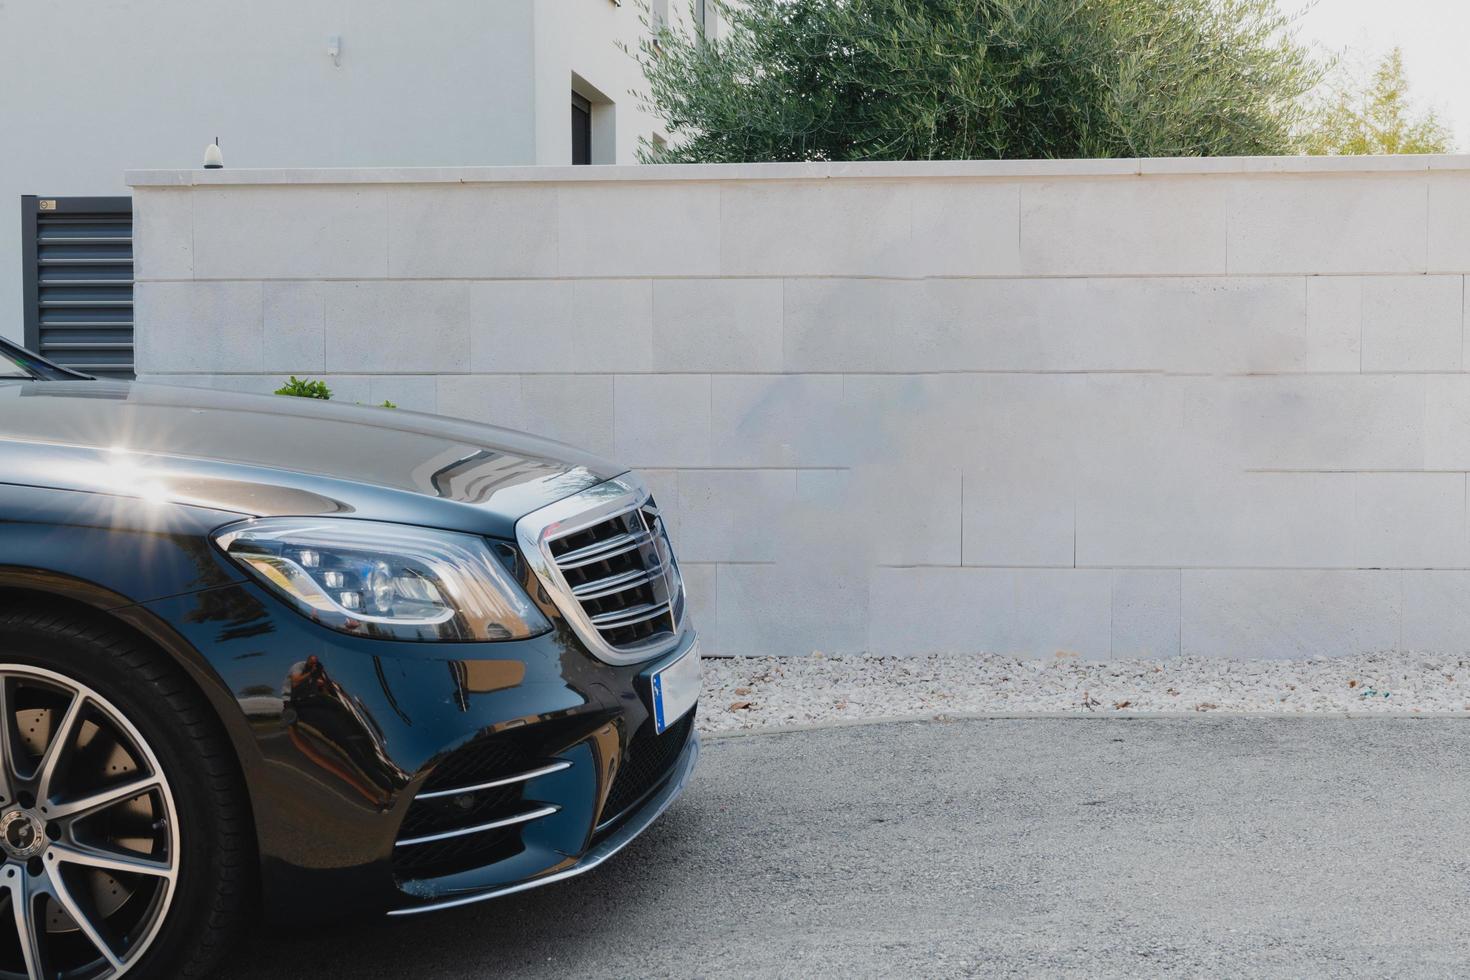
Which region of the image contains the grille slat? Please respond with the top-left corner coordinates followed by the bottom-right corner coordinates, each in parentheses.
top-left (571, 564), bottom-right (668, 600)
top-left (555, 530), bottom-right (656, 569)
top-left (590, 602), bottom-right (674, 629)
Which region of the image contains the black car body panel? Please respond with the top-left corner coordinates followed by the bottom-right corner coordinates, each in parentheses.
top-left (0, 370), bottom-right (699, 922)
top-left (0, 380), bottom-right (620, 539)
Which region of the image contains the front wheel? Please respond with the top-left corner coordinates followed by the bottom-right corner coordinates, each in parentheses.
top-left (0, 605), bottom-right (251, 979)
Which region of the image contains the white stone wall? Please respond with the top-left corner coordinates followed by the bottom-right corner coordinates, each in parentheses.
top-left (127, 157), bottom-right (1470, 658)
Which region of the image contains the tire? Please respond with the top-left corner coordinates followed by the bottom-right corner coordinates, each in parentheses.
top-left (0, 602), bottom-right (251, 979)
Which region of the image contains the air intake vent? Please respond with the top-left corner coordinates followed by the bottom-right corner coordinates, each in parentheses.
top-left (600, 709), bottom-right (696, 830)
top-left (394, 736), bottom-right (569, 881)
top-left (21, 196), bottom-right (133, 379)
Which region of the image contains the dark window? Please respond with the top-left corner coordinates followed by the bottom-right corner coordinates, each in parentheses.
top-left (571, 92), bottom-right (592, 166)
top-left (20, 195), bottom-right (134, 379)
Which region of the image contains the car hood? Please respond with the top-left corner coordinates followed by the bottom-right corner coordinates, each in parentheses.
top-left (0, 380), bottom-right (622, 538)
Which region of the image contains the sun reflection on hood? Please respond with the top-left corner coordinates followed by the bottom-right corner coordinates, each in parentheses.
top-left (1, 380), bottom-right (615, 525)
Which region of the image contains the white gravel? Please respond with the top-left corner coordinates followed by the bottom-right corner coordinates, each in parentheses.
top-left (697, 651), bottom-right (1470, 733)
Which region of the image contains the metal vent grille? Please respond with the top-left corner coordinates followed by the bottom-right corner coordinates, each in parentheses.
top-left (599, 709), bottom-right (696, 830)
top-left (394, 731), bottom-right (570, 881)
top-left (21, 195), bottom-right (134, 379)
top-left (550, 498), bottom-right (683, 653)
top-left (517, 476), bottom-right (687, 666)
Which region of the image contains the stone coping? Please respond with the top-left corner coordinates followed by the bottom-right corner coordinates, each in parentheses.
top-left (126, 154), bottom-right (1470, 187)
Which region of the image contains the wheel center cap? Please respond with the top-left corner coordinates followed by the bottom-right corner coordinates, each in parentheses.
top-left (0, 810), bottom-right (44, 859)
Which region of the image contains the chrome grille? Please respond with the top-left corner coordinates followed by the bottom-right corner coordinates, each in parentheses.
top-left (517, 475), bottom-right (686, 665)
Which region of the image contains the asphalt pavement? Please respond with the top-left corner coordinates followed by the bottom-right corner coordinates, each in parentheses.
top-left (220, 718), bottom-right (1470, 978)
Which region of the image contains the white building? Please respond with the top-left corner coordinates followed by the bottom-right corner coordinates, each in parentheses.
top-left (0, 0), bottom-right (711, 360)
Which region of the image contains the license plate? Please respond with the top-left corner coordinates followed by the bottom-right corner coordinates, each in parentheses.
top-left (651, 641), bottom-right (701, 735)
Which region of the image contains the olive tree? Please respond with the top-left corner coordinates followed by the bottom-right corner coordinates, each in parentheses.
top-left (636, 0), bottom-right (1324, 162)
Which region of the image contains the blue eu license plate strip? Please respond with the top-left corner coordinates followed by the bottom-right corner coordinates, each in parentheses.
top-left (651, 641), bottom-right (701, 735)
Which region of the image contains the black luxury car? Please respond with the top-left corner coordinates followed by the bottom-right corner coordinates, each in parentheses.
top-left (0, 338), bottom-right (701, 978)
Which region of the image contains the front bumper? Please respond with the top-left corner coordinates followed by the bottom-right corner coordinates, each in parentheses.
top-left (387, 627), bottom-right (702, 909)
top-left (140, 574), bottom-right (701, 922)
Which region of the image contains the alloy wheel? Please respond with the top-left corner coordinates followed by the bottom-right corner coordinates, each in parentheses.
top-left (0, 666), bottom-right (179, 979)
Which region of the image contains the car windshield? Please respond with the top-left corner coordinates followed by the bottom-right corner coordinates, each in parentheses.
top-left (0, 340), bottom-right (90, 380)
top-left (0, 348), bottom-right (34, 379)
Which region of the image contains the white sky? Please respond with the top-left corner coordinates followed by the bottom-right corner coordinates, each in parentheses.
top-left (1289, 0), bottom-right (1470, 150)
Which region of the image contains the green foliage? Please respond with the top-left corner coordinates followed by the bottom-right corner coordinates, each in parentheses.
top-left (274, 376), bottom-right (332, 400)
top-left (635, 0), bottom-right (1324, 162)
top-left (1300, 48), bottom-right (1453, 155)
top-left (271, 377), bottom-right (398, 408)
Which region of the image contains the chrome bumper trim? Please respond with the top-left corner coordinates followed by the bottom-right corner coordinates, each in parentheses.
top-left (386, 732), bottom-right (700, 916)
top-left (415, 761), bottom-right (574, 801)
top-left (395, 804), bottom-right (560, 848)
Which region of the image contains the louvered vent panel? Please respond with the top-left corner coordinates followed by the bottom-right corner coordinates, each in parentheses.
top-left (21, 196), bottom-right (133, 379)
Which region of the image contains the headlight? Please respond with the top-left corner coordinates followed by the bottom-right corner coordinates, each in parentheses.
top-left (213, 518), bottom-right (551, 642)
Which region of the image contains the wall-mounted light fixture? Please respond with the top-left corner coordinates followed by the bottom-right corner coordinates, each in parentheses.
top-left (327, 35), bottom-right (342, 68)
